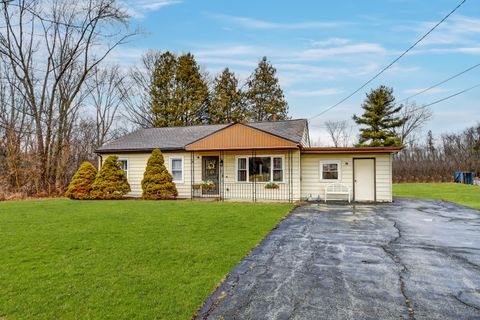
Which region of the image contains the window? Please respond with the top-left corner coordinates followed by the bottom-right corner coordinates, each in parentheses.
top-left (170, 157), bottom-right (183, 183)
top-left (236, 156), bottom-right (284, 182)
top-left (237, 158), bottom-right (247, 182)
top-left (249, 157), bottom-right (271, 182)
top-left (320, 161), bottom-right (340, 181)
top-left (273, 157), bottom-right (283, 182)
top-left (118, 159), bottom-right (128, 178)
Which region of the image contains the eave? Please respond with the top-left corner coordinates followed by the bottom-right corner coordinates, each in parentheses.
top-left (300, 146), bottom-right (403, 154)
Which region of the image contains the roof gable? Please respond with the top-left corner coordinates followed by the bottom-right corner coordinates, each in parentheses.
top-left (185, 123), bottom-right (298, 151)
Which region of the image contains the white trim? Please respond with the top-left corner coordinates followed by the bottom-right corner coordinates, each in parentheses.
top-left (320, 160), bottom-right (341, 182)
top-left (169, 156), bottom-right (184, 184)
top-left (118, 158), bottom-right (129, 180)
top-left (236, 157), bottom-right (248, 182)
top-left (235, 155), bottom-right (285, 183)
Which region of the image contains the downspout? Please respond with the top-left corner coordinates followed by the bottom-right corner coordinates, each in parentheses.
top-left (97, 154), bottom-right (103, 170)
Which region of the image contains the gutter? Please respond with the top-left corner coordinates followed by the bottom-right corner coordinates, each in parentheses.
top-left (300, 146), bottom-right (404, 154)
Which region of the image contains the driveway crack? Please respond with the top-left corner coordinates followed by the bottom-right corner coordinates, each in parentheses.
top-left (452, 293), bottom-right (480, 311)
top-left (381, 220), bottom-right (416, 320)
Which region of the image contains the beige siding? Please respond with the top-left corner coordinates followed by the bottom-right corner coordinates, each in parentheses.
top-left (101, 152), bottom-right (192, 198)
top-left (100, 151), bottom-right (392, 202)
top-left (300, 153), bottom-right (392, 202)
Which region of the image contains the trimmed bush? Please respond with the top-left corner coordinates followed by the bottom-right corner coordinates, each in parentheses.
top-left (65, 162), bottom-right (98, 200)
top-left (142, 149), bottom-right (178, 200)
top-left (91, 156), bottom-right (130, 199)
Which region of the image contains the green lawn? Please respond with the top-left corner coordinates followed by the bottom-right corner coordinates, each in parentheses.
top-left (393, 183), bottom-right (480, 210)
top-left (0, 199), bottom-right (293, 320)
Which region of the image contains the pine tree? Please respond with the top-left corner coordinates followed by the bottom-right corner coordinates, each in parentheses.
top-left (141, 149), bottom-right (178, 200)
top-left (245, 57), bottom-right (289, 121)
top-left (91, 156), bottom-right (130, 199)
top-left (149, 52), bottom-right (210, 127)
top-left (65, 162), bottom-right (97, 200)
top-left (150, 51), bottom-right (179, 127)
top-left (208, 68), bottom-right (247, 124)
top-left (353, 86), bottom-right (406, 147)
top-left (175, 53), bottom-right (210, 125)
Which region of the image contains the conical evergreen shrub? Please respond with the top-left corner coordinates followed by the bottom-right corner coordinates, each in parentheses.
top-left (91, 155), bottom-right (130, 199)
top-left (142, 149), bottom-right (178, 200)
top-left (65, 161), bottom-right (97, 200)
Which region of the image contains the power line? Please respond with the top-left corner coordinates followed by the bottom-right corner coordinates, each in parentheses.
top-left (399, 62), bottom-right (480, 103)
top-left (309, 0), bottom-right (467, 120)
top-left (421, 83), bottom-right (480, 108)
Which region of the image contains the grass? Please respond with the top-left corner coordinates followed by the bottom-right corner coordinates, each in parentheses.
top-left (0, 199), bottom-right (293, 320)
top-left (393, 183), bottom-right (480, 210)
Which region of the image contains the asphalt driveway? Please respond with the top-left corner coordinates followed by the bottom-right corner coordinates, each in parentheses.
top-left (195, 198), bottom-right (480, 320)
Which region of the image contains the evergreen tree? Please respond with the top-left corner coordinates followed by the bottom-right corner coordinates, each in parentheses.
top-left (150, 51), bottom-right (179, 127)
top-left (65, 162), bottom-right (97, 200)
top-left (353, 86), bottom-right (406, 147)
top-left (175, 53), bottom-right (210, 125)
top-left (141, 149), bottom-right (178, 200)
top-left (208, 68), bottom-right (247, 124)
top-left (245, 57), bottom-right (289, 121)
top-left (91, 156), bottom-right (130, 199)
top-left (149, 52), bottom-right (209, 127)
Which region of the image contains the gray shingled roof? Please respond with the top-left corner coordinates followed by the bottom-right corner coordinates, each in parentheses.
top-left (96, 119), bottom-right (308, 153)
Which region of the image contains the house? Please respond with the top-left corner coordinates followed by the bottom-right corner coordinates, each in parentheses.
top-left (95, 119), bottom-right (401, 202)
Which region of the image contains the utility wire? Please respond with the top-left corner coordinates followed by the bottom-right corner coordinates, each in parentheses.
top-left (404, 82), bottom-right (480, 115)
top-left (399, 62), bottom-right (480, 103)
top-left (421, 83), bottom-right (480, 108)
top-left (309, 0), bottom-right (467, 120)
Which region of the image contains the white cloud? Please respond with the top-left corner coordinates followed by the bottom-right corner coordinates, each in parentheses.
top-left (195, 45), bottom-right (266, 57)
top-left (293, 43), bottom-right (386, 60)
top-left (403, 87), bottom-right (449, 95)
top-left (289, 88), bottom-right (343, 97)
top-left (401, 15), bottom-right (480, 47)
top-left (212, 14), bottom-right (345, 30)
top-left (141, 0), bottom-right (182, 10)
top-left (310, 38), bottom-right (350, 47)
top-left (123, 0), bottom-right (182, 19)
top-left (426, 47), bottom-right (480, 55)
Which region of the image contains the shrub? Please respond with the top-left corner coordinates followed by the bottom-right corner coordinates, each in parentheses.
top-left (65, 162), bottom-right (97, 200)
top-left (91, 156), bottom-right (130, 199)
top-left (142, 149), bottom-right (178, 200)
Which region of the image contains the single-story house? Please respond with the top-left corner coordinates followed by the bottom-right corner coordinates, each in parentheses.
top-left (96, 119), bottom-right (401, 202)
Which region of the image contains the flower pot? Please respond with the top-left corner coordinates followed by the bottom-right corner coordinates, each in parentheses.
top-left (264, 185), bottom-right (279, 189)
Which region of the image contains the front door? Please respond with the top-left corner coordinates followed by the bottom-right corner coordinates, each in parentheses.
top-left (202, 156), bottom-right (219, 195)
top-left (354, 158), bottom-right (375, 202)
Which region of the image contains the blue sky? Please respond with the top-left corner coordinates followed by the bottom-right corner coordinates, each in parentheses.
top-left (115, 0), bottom-right (480, 144)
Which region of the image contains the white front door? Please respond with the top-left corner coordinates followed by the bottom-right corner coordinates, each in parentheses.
top-left (354, 159), bottom-right (375, 202)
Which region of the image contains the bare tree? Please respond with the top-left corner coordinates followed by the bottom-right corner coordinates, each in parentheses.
top-left (123, 50), bottom-right (161, 128)
top-left (87, 65), bottom-right (127, 147)
top-left (0, 0), bottom-right (137, 193)
top-left (324, 120), bottom-right (353, 147)
top-left (397, 102), bottom-right (433, 146)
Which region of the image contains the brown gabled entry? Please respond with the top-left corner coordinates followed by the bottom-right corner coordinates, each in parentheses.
top-left (185, 123), bottom-right (298, 151)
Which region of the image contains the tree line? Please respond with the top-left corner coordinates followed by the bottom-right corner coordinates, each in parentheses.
top-left (0, 0), bottom-right (289, 199)
top-left (393, 125), bottom-right (480, 182)
top-left (126, 52), bottom-right (288, 128)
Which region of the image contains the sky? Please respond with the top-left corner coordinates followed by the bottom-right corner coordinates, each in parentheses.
top-left (113, 0), bottom-right (480, 145)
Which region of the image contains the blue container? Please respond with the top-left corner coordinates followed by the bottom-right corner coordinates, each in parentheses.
top-left (454, 172), bottom-right (462, 183)
top-left (464, 172), bottom-right (474, 185)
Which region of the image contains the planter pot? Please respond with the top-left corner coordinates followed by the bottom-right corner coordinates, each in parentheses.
top-left (265, 185), bottom-right (280, 189)
top-left (202, 184), bottom-right (215, 190)
top-left (192, 185), bottom-right (202, 189)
